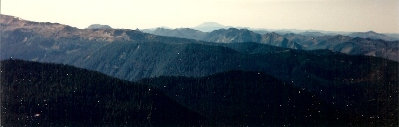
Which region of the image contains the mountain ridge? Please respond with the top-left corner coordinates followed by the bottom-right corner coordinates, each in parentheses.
top-left (143, 27), bottom-right (399, 61)
top-left (348, 31), bottom-right (398, 41)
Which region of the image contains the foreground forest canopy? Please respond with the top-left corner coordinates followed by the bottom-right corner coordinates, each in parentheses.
top-left (1, 60), bottom-right (398, 126)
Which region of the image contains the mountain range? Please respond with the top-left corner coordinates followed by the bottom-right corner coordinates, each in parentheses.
top-left (1, 14), bottom-right (398, 126)
top-left (144, 27), bottom-right (399, 62)
top-left (1, 14), bottom-right (398, 91)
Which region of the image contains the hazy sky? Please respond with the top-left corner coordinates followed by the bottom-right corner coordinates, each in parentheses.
top-left (2, 0), bottom-right (399, 33)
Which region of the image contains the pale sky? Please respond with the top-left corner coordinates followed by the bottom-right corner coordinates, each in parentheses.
top-left (2, 0), bottom-right (399, 33)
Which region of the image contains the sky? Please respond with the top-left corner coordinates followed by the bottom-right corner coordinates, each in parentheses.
top-left (2, 0), bottom-right (399, 33)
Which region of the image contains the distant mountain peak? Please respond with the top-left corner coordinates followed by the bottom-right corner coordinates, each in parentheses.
top-left (87, 24), bottom-right (112, 29)
top-left (197, 22), bottom-right (224, 26)
top-left (193, 22), bottom-right (231, 32)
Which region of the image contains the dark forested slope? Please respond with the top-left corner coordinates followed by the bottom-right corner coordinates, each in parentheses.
top-left (1, 59), bottom-right (398, 126)
top-left (142, 70), bottom-right (399, 126)
top-left (0, 59), bottom-right (205, 126)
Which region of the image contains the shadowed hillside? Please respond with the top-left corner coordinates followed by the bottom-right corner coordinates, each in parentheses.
top-left (1, 59), bottom-right (398, 126)
top-left (141, 71), bottom-right (399, 126)
top-left (0, 59), bottom-right (206, 126)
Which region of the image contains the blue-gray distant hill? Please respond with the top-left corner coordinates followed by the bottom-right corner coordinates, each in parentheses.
top-left (143, 27), bottom-right (399, 62)
top-left (348, 31), bottom-right (399, 41)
